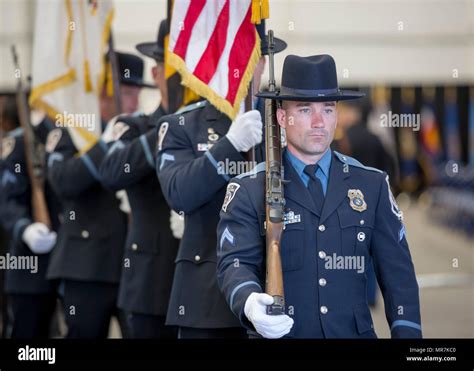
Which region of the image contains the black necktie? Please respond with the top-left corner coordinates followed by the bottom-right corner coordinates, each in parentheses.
top-left (303, 164), bottom-right (324, 213)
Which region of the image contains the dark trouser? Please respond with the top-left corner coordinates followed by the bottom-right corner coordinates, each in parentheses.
top-left (62, 279), bottom-right (119, 339)
top-left (7, 293), bottom-right (57, 339)
top-left (126, 312), bottom-right (177, 339)
top-left (178, 326), bottom-right (247, 339)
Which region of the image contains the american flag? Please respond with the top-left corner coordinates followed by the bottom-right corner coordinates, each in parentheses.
top-left (168, 0), bottom-right (263, 119)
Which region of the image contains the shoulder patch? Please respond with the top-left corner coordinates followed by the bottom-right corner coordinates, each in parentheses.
top-left (157, 122), bottom-right (169, 151)
top-left (334, 151), bottom-right (382, 173)
top-left (45, 128), bottom-right (63, 153)
top-left (385, 175), bottom-right (403, 221)
top-left (236, 162), bottom-right (266, 179)
top-left (175, 100), bottom-right (207, 115)
top-left (8, 127), bottom-right (24, 138)
top-left (222, 182), bottom-right (241, 212)
top-left (1, 136), bottom-right (16, 159)
top-left (112, 121), bottom-right (130, 141)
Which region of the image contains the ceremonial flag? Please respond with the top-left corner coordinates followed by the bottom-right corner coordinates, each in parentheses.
top-left (165, 0), bottom-right (200, 113)
top-left (469, 87), bottom-right (474, 166)
top-left (168, 0), bottom-right (263, 119)
top-left (399, 88), bottom-right (421, 193)
top-left (444, 88), bottom-right (461, 162)
top-left (29, 0), bottom-right (114, 153)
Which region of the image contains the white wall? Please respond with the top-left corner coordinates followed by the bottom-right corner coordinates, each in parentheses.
top-left (1, 0), bottom-right (473, 96)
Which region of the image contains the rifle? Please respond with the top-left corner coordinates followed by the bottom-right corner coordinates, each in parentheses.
top-left (264, 31), bottom-right (285, 315)
top-left (11, 46), bottom-right (51, 228)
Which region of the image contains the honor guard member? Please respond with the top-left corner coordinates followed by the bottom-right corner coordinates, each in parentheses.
top-left (0, 97), bottom-right (59, 338)
top-left (155, 27), bottom-right (286, 339)
top-left (45, 52), bottom-right (151, 338)
top-left (99, 20), bottom-right (179, 338)
top-left (216, 55), bottom-right (422, 339)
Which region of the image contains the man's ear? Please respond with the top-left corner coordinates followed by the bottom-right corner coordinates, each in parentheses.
top-left (276, 107), bottom-right (286, 129)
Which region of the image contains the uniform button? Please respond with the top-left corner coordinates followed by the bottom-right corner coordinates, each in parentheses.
top-left (318, 251), bottom-right (326, 259)
top-left (320, 306), bottom-right (328, 314)
top-left (360, 219), bottom-right (365, 225)
top-left (81, 230), bottom-right (89, 238)
top-left (131, 243), bottom-right (138, 251)
top-left (318, 224), bottom-right (326, 232)
top-left (194, 255), bottom-right (201, 262)
top-left (319, 278), bottom-right (327, 287)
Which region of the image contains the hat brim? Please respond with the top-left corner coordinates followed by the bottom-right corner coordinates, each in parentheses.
top-left (256, 89), bottom-right (365, 102)
top-left (135, 42), bottom-right (164, 62)
top-left (121, 79), bottom-right (157, 89)
top-left (261, 37), bottom-right (287, 55)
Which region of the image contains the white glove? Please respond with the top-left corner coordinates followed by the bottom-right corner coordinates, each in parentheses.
top-left (30, 109), bottom-right (46, 127)
top-left (101, 117), bottom-right (118, 143)
top-left (116, 190), bottom-right (131, 214)
top-left (244, 292), bottom-right (294, 339)
top-left (22, 223), bottom-right (57, 254)
top-left (226, 110), bottom-right (263, 152)
top-left (170, 210), bottom-right (185, 239)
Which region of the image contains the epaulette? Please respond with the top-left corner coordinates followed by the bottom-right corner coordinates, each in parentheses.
top-left (175, 100), bottom-right (207, 115)
top-left (334, 151), bottom-right (382, 173)
top-left (7, 127), bottom-right (24, 138)
top-left (236, 162), bottom-right (266, 179)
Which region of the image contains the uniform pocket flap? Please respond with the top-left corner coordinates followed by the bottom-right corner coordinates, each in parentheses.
top-left (354, 303), bottom-right (374, 334)
top-left (338, 209), bottom-right (375, 229)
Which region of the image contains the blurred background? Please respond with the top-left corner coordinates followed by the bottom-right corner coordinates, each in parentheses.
top-left (0, 0), bottom-right (472, 338)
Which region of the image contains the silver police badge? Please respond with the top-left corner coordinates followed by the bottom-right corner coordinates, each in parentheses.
top-left (347, 189), bottom-right (367, 212)
top-left (222, 182), bottom-right (240, 212)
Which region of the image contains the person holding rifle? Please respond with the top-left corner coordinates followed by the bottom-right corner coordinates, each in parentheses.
top-left (0, 94), bottom-right (59, 338)
top-left (216, 53), bottom-right (422, 338)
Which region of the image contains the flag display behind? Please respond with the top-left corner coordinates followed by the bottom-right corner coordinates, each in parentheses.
top-left (168, 0), bottom-right (261, 120)
top-left (166, 0), bottom-right (201, 113)
top-left (29, 0), bottom-right (114, 153)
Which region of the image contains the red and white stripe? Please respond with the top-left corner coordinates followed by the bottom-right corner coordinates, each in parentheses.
top-left (169, 0), bottom-right (259, 117)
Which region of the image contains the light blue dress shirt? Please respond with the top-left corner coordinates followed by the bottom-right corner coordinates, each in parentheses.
top-left (285, 148), bottom-right (332, 196)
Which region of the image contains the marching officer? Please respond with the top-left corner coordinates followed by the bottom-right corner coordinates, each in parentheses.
top-left (99, 20), bottom-right (179, 338)
top-left (155, 26), bottom-right (286, 338)
top-left (0, 97), bottom-right (59, 338)
top-left (45, 52), bottom-right (151, 338)
top-left (216, 54), bottom-right (422, 338)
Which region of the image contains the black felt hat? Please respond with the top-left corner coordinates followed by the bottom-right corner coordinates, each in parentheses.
top-left (257, 54), bottom-right (365, 102)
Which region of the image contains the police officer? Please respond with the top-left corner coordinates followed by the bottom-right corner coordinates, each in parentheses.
top-left (99, 20), bottom-right (179, 338)
top-left (155, 26), bottom-right (286, 338)
top-left (45, 52), bottom-right (150, 338)
top-left (0, 96), bottom-right (59, 338)
top-left (217, 54), bottom-right (422, 338)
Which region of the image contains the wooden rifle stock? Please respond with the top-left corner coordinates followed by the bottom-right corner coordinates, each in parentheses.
top-left (11, 46), bottom-right (51, 228)
top-left (264, 31), bottom-right (285, 315)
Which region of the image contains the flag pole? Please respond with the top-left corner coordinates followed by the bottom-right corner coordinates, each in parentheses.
top-left (108, 32), bottom-right (122, 116)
